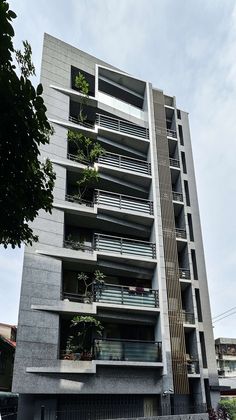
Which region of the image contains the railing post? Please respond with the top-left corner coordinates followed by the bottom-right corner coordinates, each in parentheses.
top-left (149, 201), bottom-right (153, 215)
top-left (119, 154), bottom-right (121, 169)
top-left (120, 238), bottom-right (123, 254)
top-left (119, 193), bottom-right (122, 210)
top-left (40, 405), bottom-right (45, 420)
top-left (121, 286), bottom-right (124, 305)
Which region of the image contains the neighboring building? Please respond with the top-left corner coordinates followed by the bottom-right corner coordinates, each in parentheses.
top-left (0, 323), bottom-right (16, 392)
top-left (13, 34), bottom-right (219, 419)
top-left (215, 338), bottom-right (236, 396)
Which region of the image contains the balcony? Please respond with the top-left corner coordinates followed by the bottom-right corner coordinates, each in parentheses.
top-left (187, 358), bottom-right (200, 374)
top-left (93, 338), bottom-right (162, 362)
top-left (97, 152), bottom-right (151, 176)
top-left (63, 282), bottom-right (159, 309)
top-left (181, 311), bottom-right (195, 324)
top-left (94, 233), bottom-right (156, 259)
top-left (96, 113), bottom-right (149, 140)
top-left (167, 129), bottom-right (177, 139)
top-left (169, 158), bottom-right (180, 168)
top-left (175, 228), bottom-right (187, 239)
top-left (179, 268), bottom-right (191, 279)
top-left (93, 283), bottom-right (159, 308)
top-left (94, 190), bottom-right (153, 215)
top-left (172, 191), bottom-right (183, 202)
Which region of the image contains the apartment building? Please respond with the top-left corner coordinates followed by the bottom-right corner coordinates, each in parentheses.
top-left (215, 338), bottom-right (236, 395)
top-left (13, 34), bottom-right (219, 419)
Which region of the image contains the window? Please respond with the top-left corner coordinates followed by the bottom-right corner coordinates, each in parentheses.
top-left (177, 109), bottom-right (181, 119)
top-left (178, 125), bottom-right (184, 145)
top-left (181, 152), bottom-right (187, 174)
top-left (187, 213), bottom-right (194, 241)
top-left (191, 249), bottom-right (198, 280)
top-left (184, 180), bottom-right (190, 206)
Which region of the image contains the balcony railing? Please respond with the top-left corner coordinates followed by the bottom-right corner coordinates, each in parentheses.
top-left (63, 283), bottom-right (159, 308)
top-left (169, 158), bottom-right (180, 168)
top-left (179, 268), bottom-right (191, 279)
top-left (93, 283), bottom-right (159, 308)
top-left (64, 240), bottom-right (93, 253)
top-left (97, 152), bottom-right (151, 175)
top-left (94, 189), bottom-right (153, 215)
top-left (167, 128), bottom-right (177, 138)
top-left (175, 228), bottom-right (187, 239)
top-left (96, 113), bottom-right (149, 140)
top-left (181, 311), bottom-right (195, 324)
top-left (67, 152), bottom-right (91, 165)
top-left (172, 191), bottom-right (183, 202)
top-left (94, 233), bottom-right (156, 259)
top-left (187, 359), bottom-right (199, 374)
top-left (69, 115), bottom-right (94, 128)
top-left (93, 338), bottom-right (162, 362)
top-left (65, 194), bottom-right (93, 207)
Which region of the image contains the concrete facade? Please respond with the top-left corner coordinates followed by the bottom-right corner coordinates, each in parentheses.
top-left (13, 34), bottom-right (219, 419)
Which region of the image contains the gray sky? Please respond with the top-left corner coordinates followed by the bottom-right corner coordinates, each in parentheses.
top-left (1, 0), bottom-right (236, 338)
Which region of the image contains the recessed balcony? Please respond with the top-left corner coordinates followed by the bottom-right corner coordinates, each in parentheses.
top-left (179, 268), bottom-right (191, 279)
top-left (169, 158), bottom-right (180, 168)
top-left (172, 191), bottom-right (183, 202)
top-left (97, 152), bottom-right (151, 176)
top-left (175, 228), bottom-right (187, 239)
top-left (93, 338), bottom-right (162, 363)
top-left (186, 358), bottom-right (200, 374)
top-left (94, 233), bottom-right (156, 259)
top-left (96, 113), bottom-right (149, 140)
top-left (94, 190), bottom-right (153, 215)
top-left (167, 129), bottom-right (177, 139)
top-left (181, 311), bottom-right (195, 324)
top-left (63, 282), bottom-right (159, 309)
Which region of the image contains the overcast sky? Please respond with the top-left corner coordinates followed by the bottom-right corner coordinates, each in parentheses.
top-left (1, 0), bottom-right (236, 338)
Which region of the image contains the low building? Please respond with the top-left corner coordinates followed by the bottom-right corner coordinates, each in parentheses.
top-left (215, 338), bottom-right (236, 397)
top-left (0, 323), bottom-right (17, 392)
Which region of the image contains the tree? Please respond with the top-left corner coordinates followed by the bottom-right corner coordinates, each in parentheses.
top-left (0, 1), bottom-right (56, 248)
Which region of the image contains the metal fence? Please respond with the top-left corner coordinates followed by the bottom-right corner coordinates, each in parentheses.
top-left (97, 153), bottom-right (151, 176)
top-left (96, 114), bottom-right (149, 140)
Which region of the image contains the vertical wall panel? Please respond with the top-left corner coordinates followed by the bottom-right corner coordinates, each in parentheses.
top-left (153, 90), bottom-right (189, 394)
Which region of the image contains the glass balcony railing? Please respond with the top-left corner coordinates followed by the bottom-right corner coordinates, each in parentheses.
top-left (97, 152), bottom-right (151, 175)
top-left (175, 228), bottom-right (187, 239)
top-left (167, 128), bottom-right (177, 138)
top-left (62, 283), bottom-right (159, 309)
top-left (179, 268), bottom-right (191, 279)
top-left (94, 233), bottom-right (156, 259)
top-left (96, 113), bottom-right (149, 140)
top-left (172, 191), bottom-right (183, 202)
top-left (169, 158), bottom-right (180, 168)
top-left (93, 338), bottom-right (162, 362)
top-left (94, 190), bottom-right (153, 215)
top-left (93, 283), bottom-right (159, 308)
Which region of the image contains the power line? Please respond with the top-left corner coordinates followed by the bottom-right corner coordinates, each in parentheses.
top-left (213, 310), bottom-right (236, 324)
top-left (212, 306), bottom-right (236, 320)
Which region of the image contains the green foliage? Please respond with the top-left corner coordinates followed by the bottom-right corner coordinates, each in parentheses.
top-left (0, 1), bottom-right (55, 248)
top-left (74, 167), bottom-right (99, 200)
top-left (66, 234), bottom-right (85, 251)
top-left (75, 72), bottom-right (89, 96)
top-left (68, 130), bottom-right (105, 164)
top-left (94, 270), bottom-right (106, 283)
top-left (66, 315), bottom-right (103, 354)
top-left (218, 400), bottom-right (236, 420)
top-left (75, 72), bottom-right (89, 123)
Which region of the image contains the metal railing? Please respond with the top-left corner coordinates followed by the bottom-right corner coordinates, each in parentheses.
top-left (95, 189), bottom-right (153, 215)
top-left (167, 128), bottom-right (177, 138)
top-left (97, 152), bottom-right (151, 175)
top-left (67, 152), bottom-right (91, 165)
top-left (179, 268), bottom-right (191, 279)
top-left (175, 228), bottom-right (187, 239)
top-left (96, 113), bottom-right (149, 139)
top-left (169, 157), bottom-right (180, 168)
top-left (64, 240), bottom-right (93, 253)
top-left (187, 359), bottom-right (200, 374)
top-left (93, 338), bottom-right (162, 362)
top-left (65, 194), bottom-right (93, 207)
top-left (94, 233), bottom-right (156, 259)
top-left (69, 115), bottom-right (94, 128)
top-left (181, 311), bottom-right (195, 324)
top-left (172, 191), bottom-right (183, 202)
top-left (93, 282), bottom-right (159, 308)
